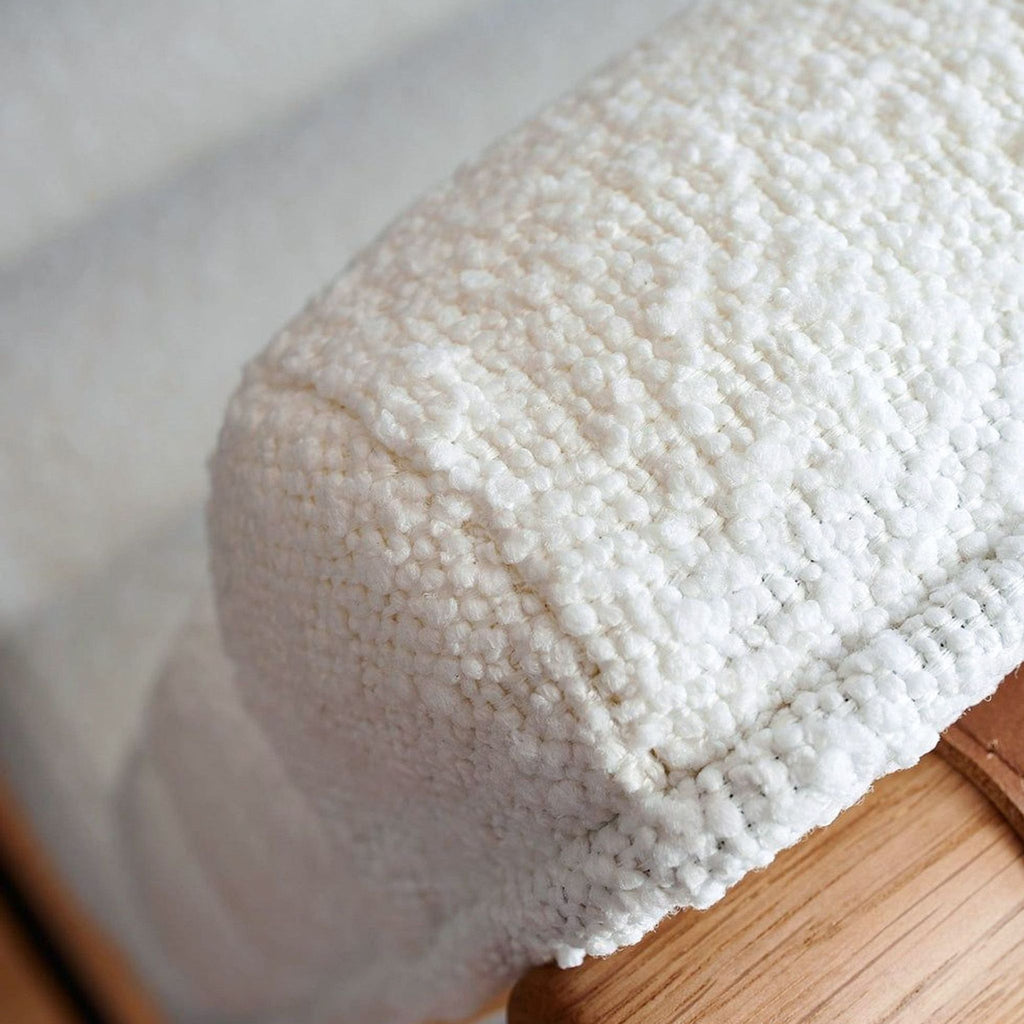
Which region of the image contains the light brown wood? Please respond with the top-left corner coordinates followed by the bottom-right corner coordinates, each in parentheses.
top-left (0, 894), bottom-right (81, 1024)
top-left (0, 775), bottom-right (165, 1024)
top-left (509, 753), bottom-right (1024, 1024)
top-left (427, 991), bottom-right (508, 1024)
top-left (939, 664), bottom-right (1024, 842)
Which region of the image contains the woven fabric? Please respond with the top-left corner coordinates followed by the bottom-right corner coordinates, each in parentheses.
top-left (207, 0), bottom-right (1024, 1019)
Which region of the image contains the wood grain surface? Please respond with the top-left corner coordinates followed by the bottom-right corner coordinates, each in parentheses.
top-left (939, 664), bottom-right (1024, 842)
top-left (509, 753), bottom-right (1024, 1024)
top-left (0, 893), bottom-right (81, 1024)
top-left (0, 775), bottom-right (165, 1024)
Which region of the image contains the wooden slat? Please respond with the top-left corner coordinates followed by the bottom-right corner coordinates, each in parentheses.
top-left (0, 775), bottom-right (165, 1024)
top-left (509, 753), bottom-right (1024, 1024)
top-left (0, 893), bottom-right (81, 1024)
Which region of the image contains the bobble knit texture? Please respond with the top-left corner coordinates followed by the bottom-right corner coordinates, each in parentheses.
top-left (209, 0), bottom-right (1024, 1019)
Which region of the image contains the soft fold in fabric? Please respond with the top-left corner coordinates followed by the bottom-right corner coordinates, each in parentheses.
top-left (177, 0), bottom-right (1024, 1020)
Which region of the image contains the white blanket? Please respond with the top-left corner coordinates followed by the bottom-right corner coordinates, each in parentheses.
top-left (205, 0), bottom-right (1024, 1019)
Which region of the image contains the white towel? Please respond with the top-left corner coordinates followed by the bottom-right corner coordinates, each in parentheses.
top-left (201, 1), bottom-right (1024, 1020)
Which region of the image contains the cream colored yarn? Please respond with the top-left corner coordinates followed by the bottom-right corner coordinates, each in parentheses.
top-left (209, 0), bottom-right (1024, 1019)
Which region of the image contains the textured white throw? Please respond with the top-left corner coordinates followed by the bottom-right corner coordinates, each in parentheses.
top-left (205, 0), bottom-right (1024, 1019)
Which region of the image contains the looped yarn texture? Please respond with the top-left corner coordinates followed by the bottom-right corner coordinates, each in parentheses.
top-left (209, 0), bottom-right (1024, 1018)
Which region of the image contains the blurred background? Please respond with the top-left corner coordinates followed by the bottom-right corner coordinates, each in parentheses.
top-left (0, 1), bottom-right (684, 1020)
top-left (0, 0), bottom-right (690, 626)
